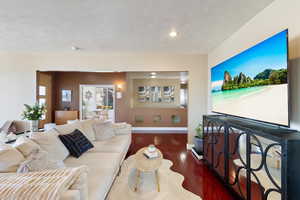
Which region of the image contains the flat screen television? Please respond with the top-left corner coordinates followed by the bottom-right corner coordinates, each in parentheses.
top-left (211, 30), bottom-right (289, 126)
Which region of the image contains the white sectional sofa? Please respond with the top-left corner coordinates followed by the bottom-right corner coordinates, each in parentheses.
top-left (0, 120), bottom-right (132, 200)
top-left (64, 134), bottom-right (131, 200)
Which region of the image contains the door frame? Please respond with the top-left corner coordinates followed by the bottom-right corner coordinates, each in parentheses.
top-left (79, 84), bottom-right (116, 122)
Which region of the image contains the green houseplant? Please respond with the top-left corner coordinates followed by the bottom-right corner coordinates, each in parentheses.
top-left (194, 123), bottom-right (203, 153)
top-left (22, 103), bottom-right (46, 132)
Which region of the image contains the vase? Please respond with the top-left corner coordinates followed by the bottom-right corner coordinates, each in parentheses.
top-left (29, 120), bottom-right (39, 132)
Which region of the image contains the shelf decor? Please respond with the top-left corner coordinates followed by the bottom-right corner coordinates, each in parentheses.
top-left (137, 85), bottom-right (175, 103)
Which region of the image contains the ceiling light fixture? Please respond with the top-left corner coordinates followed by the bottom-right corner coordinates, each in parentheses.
top-left (150, 75), bottom-right (157, 79)
top-left (71, 46), bottom-right (80, 51)
top-left (169, 31), bottom-right (178, 38)
top-left (150, 72), bottom-right (157, 75)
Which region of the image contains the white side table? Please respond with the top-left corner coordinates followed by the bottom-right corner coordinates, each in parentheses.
top-left (134, 147), bottom-right (163, 192)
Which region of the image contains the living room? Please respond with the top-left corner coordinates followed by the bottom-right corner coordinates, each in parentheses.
top-left (36, 71), bottom-right (188, 131)
top-left (0, 0), bottom-right (300, 199)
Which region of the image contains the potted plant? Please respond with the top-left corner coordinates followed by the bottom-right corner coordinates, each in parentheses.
top-left (22, 103), bottom-right (46, 133)
top-left (194, 123), bottom-right (203, 153)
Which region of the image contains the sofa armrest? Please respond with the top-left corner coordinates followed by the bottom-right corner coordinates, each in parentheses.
top-left (69, 170), bottom-right (89, 200)
top-left (60, 190), bottom-right (81, 200)
top-left (112, 123), bottom-right (132, 136)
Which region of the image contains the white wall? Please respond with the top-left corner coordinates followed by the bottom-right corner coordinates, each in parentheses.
top-left (208, 0), bottom-right (300, 130)
top-left (0, 52), bottom-right (208, 143)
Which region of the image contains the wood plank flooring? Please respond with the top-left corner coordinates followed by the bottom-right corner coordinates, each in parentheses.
top-left (127, 133), bottom-right (238, 200)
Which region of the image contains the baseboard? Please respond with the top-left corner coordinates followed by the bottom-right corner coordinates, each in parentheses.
top-left (191, 147), bottom-right (203, 160)
top-left (132, 127), bottom-right (188, 134)
top-left (186, 143), bottom-right (195, 150)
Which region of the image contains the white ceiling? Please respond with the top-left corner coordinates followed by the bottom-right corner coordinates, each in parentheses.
top-left (0, 0), bottom-right (274, 53)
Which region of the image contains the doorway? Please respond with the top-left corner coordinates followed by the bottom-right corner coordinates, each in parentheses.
top-left (79, 85), bottom-right (115, 122)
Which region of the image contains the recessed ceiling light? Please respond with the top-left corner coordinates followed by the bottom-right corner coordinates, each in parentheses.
top-left (150, 72), bottom-right (157, 75)
top-left (71, 46), bottom-right (80, 51)
top-left (169, 31), bottom-right (178, 38)
top-left (150, 75), bottom-right (157, 79)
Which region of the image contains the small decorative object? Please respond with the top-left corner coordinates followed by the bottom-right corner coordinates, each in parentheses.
top-left (148, 144), bottom-right (156, 153)
top-left (153, 115), bottom-right (162, 123)
top-left (144, 145), bottom-right (159, 159)
top-left (62, 89), bottom-right (72, 102)
top-left (138, 86), bottom-right (146, 95)
top-left (171, 115), bottom-right (181, 124)
top-left (63, 106), bottom-right (70, 111)
top-left (194, 124), bottom-right (203, 153)
top-left (138, 97), bottom-right (146, 103)
top-left (22, 103), bottom-right (46, 133)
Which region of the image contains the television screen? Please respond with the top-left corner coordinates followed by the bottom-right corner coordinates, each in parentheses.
top-left (211, 30), bottom-right (289, 126)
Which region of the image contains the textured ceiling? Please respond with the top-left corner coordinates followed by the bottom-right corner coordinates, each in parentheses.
top-left (0, 0), bottom-right (274, 53)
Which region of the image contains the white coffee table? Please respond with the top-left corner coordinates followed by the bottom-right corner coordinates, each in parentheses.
top-left (134, 147), bottom-right (163, 192)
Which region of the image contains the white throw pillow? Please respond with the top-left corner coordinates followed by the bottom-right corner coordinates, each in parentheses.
top-left (0, 144), bottom-right (25, 172)
top-left (78, 120), bottom-right (97, 141)
top-left (17, 149), bottom-right (65, 173)
top-left (30, 129), bottom-right (69, 161)
top-left (13, 136), bottom-right (41, 157)
top-left (93, 121), bottom-right (115, 141)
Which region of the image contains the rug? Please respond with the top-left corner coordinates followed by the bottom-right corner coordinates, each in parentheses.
top-left (106, 155), bottom-right (201, 200)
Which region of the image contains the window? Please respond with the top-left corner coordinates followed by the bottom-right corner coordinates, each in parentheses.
top-left (38, 85), bottom-right (47, 120)
top-left (39, 98), bottom-right (46, 106)
top-left (39, 86), bottom-right (46, 96)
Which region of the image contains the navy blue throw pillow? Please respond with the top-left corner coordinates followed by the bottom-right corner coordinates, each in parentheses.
top-left (59, 129), bottom-right (94, 158)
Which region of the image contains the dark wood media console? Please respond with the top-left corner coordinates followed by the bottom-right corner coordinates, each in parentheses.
top-left (203, 115), bottom-right (300, 200)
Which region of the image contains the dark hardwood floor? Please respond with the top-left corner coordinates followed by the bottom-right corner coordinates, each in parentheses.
top-left (127, 133), bottom-right (237, 200)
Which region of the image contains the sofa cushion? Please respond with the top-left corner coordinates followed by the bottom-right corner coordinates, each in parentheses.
top-left (64, 152), bottom-right (122, 200)
top-left (59, 129), bottom-right (94, 158)
top-left (13, 136), bottom-right (41, 157)
top-left (93, 122), bottom-right (115, 141)
top-left (90, 135), bottom-right (131, 154)
top-left (30, 129), bottom-right (69, 161)
top-left (0, 144), bottom-right (25, 172)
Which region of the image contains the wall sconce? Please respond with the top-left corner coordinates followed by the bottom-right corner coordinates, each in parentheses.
top-left (117, 84), bottom-right (123, 91)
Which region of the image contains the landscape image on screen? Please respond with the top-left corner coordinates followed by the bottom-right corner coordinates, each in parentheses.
top-left (211, 30), bottom-right (288, 126)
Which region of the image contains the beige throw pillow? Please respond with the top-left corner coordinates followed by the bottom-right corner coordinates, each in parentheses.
top-left (55, 122), bottom-right (85, 135)
top-left (13, 136), bottom-right (41, 157)
top-left (30, 129), bottom-right (69, 161)
top-left (0, 144), bottom-right (25, 172)
top-left (93, 122), bottom-right (115, 141)
top-left (112, 123), bottom-right (132, 135)
top-left (78, 120), bottom-right (97, 141)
